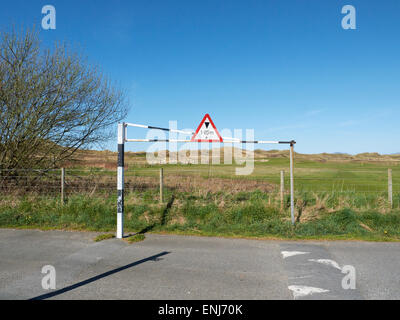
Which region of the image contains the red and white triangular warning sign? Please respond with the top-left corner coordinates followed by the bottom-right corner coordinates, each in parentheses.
top-left (191, 114), bottom-right (223, 142)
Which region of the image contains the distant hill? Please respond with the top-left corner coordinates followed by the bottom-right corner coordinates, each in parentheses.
top-left (63, 148), bottom-right (400, 169)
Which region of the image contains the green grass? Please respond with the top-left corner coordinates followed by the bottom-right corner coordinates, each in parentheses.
top-left (127, 158), bottom-right (400, 192)
top-left (125, 233), bottom-right (146, 243)
top-left (1, 191), bottom-right (399, 241)
top-left (119, 157), bottom-right (400, 208)
top-left (1, 156), bottom-right (399, 241)
top-left (94, 233), bottom-right (115, 242)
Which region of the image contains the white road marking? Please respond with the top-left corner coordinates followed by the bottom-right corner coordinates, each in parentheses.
top-left (288, 285), bottom-right (330, 299)
top-left (308, 259), bottom-right (342, 270)
top-left (281, 251), bottom-right (310, 259)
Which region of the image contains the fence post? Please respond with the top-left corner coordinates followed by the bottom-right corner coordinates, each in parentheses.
top-left (160, 167), bottom-right (164, 204)
top-left (290, 142), bottom-right (295, 225)
top-left (388, 168), bottom-right (393, 209)
top-left (61, 168), bottom-right (65, 205)
top-left (280, 170), bottom-right (284, 210)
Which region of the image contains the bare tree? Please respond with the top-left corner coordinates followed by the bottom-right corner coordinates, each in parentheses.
top-left (0, 27), bottom-right (128, 174)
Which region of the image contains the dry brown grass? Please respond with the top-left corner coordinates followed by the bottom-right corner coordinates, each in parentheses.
top-left (359, 222), bottom-right (374, 232)
top-left (169, 215), bottom-right (187, 225)
top-left (61, 148), bottom-right (400, 169)
top-left (123, 174), bottom-right (275, 194)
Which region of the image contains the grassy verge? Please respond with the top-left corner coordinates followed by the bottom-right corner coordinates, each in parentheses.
top-left (94, 233), bottom-right (115, 242)
top-left (125, 234), bottom-right (146, 243)
top-left (1, 190), bottom-right (399, 241)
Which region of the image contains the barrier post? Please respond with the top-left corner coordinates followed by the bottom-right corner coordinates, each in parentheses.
top-left (280, 170), bottom-right (284, 210)
top-left (388, 168), bottom-right (393, 209)
top-left (117, 123), bottom-right (125, 239)
top-left (290, 142), bottom-right (295, 225)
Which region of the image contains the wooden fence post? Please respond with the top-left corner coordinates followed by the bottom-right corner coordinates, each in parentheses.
top-left (280, 170), bottom-right (284, 210)
top-left (61, 168), bottom-right (65, 205)
top-left (388, 168), bottom-right (393, 209)
top-left (160, 168), bottom-right (164, 204)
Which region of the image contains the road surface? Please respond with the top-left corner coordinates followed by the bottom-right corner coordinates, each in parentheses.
top-left (0, 229), bottom-right (399, 299)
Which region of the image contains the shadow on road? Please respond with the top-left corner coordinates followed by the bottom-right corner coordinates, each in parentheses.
top-left (29, 251), bottom-right (170, 300)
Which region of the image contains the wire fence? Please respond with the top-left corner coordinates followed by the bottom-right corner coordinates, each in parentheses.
top-left (0, 166), bottom-right (399, 209)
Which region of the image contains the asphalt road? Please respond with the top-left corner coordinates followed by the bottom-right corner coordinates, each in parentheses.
top-left (0, 229), bottom-right (399, 300)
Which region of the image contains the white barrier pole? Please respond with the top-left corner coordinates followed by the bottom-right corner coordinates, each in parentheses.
top-left (117, 123), bottom-right (125, 239)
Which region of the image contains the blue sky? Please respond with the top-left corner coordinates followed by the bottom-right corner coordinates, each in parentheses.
top-left (1, 0), bottom-right (399, 154)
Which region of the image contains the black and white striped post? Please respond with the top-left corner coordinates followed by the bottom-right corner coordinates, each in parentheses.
top-left (117, 122), bottom-right (125, 239)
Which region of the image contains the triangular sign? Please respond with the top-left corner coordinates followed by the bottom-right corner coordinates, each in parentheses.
top-left (191, 114), bottom-right (223, 142)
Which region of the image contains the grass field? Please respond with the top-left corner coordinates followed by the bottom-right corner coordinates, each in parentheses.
top-left (1, 149), bottom-right (399, 241)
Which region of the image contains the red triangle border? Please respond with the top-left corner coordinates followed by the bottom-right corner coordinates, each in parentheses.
top-left (191, 114), bottom-right (223, 142)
